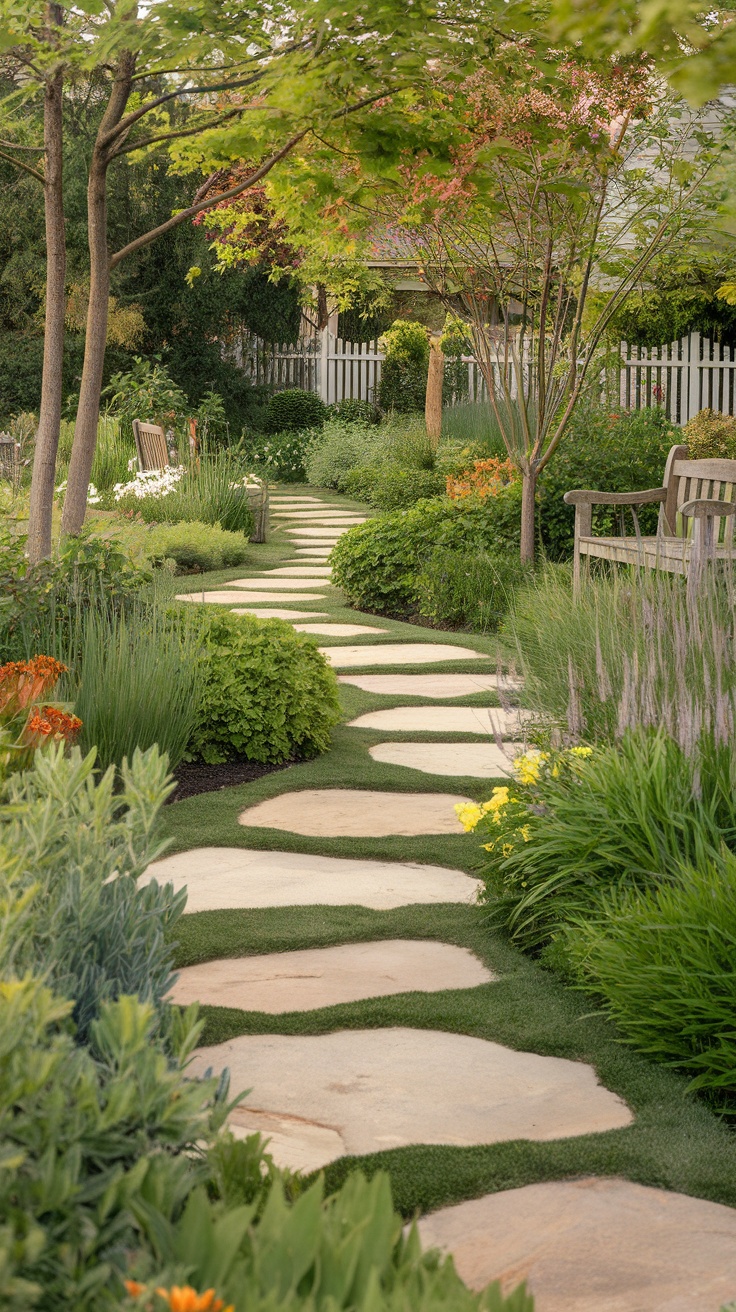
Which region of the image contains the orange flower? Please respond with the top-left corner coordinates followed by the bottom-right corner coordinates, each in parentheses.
top-left (155, 1286), bottom-right (233, 1312)
top-left (124, 1281), bottom-right (146, 1297)
top-left (24, 706), bottom-right (82, 746)
top-left (0, 656), bottom-right (67, 715)
top-left (446, 457), bottom-right (517, 502)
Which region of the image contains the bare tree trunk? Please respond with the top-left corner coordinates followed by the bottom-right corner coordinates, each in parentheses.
top-left (425, 335), bottom-right (444, 449)
top-left (27, 67), bottom-right (65, 562)
top-left (60, 152), bottom-right (109, 536)
top-left (520, 465), bottom-right (537, 565)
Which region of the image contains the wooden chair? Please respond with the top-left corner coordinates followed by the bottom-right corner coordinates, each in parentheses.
top-left (565, 443), bottom-right (736, 593)
top-left (132, 420), bottom-right (171, 471)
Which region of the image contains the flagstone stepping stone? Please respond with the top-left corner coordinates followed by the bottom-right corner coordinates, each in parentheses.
top-left (231, 609), bottom-right (330, 621)
top-left (349, 707), bottom-right (523, 736)
top-left (293, 623), bottom-right (388, 637)
top-left (417, 1178), bottom-right (736, 1312)
top-left (238, 789), bottom-right (474, 836)
top-left (144, 847), bottom-right (483, 910)
top-left (294, 548), bottom-right (335, 556)
top-left (320, 643), bottom-right (486, 668)
top-left (176, 590), bottom-right (326, 604)
top-left (285, 526), bottom-right (352, 537)
top-left (339, 673), bottom-right (523, 697)
top-left (222, 577), bottom-right (332, 590)
top-left (272, 510), bottom-right (363, 519)
top-left (188, 1028), bottom-right (632, 1172)
top-left (170, 940), bottom-right (494, 1013)
top-left (263, 567), bottom-right (333, 576)
top-left (270, 496), bottom-right (323, 503)
top-left (370, 742), bottom-right (526, 778)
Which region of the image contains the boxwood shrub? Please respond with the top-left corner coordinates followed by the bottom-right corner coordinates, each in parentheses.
top-left (263, 388), bottom-right (327, 433)
top-left (146, 520), bottom-right (250, 573)
top-left (330, 491), bottom-right (521, 614)
top-left (187, 610), bottom-right (341, 764)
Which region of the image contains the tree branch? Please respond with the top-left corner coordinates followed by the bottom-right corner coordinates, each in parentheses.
top-left (100, 68), bottom-right (269, 147)
top-left (0, 138), bottom-right (43, 151)
top-left (110, 108), bottom-right (240, 158)
top-left (0, 149), bottom-right (44, 182)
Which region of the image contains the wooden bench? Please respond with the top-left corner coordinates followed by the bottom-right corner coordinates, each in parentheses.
top-left (132, 419), bottom-right (172, 471)
top-left (564, 443), bottom-right (736, 593)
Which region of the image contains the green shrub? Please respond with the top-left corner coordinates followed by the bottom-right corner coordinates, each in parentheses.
top-left (416, 547), bottom-right (531, 632)
top-left (73, 606), bottom-right (204, 772)
top-left (682, 407), bottom-right (736, 459)
top-left (330, 396), bottom-right (381, 425)
top-left (538, 406), bottom-right (678, 560)
top-left (3, 743), bottom-right (184, 1043)
top-left (344, 462), bottom-right (445, 509)
top-left (186, 610), bottom-right (340, 764)
top-left (378, 320), bottom-right (429, 413)
top-left (263, 388), bottom-right (327, 433)
top-left (304, 418), bottom-right (381, 488)
top-left (146, 520), bottom-right (250, 573)
top-left (565, 850), bottom-right (736, 1094)
top-left (330, 491), bottom-right (521, 614)
top-left (242, 427), bottom-right (316, 482)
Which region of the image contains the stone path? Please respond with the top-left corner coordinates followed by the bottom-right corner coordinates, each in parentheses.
top-left (167, 488), bottom-right (736, 1310)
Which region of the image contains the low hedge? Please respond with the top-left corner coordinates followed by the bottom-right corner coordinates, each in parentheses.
top-left (187, 610), bottom-right (341, 764)
top-left (330, 491), bottom-right (521, 614)
top-left (146, 520), bottom-right (250, 573)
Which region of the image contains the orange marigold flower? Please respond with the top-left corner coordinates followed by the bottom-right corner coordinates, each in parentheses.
top-left (155, 1286), bottom-right (232, 1312)
top-left (24, 706), bottom-right (82, 746)
top-left (124, 1280), bottom-right (146, 1297)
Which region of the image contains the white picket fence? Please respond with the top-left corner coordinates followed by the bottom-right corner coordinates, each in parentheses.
top-left (235, 327), bottom-right (736, 424)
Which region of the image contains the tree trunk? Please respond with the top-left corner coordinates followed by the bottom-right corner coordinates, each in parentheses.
top-left (520, 465), bottom-right (537, 565)
top-left (27, 68), bottom-right (65, 563)
top-left (425, 335), bottom-right (444, 448)
top-left (60, 152), bottom-right (110, 536)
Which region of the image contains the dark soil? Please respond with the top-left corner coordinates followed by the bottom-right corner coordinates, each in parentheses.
top-left (168, 757), bottom-right (293, 803)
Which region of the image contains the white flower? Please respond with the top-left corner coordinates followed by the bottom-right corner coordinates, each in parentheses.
top-left (113, 464), bottom-right (185, 501)
top-left (128, 456), bottom-right (138, 472)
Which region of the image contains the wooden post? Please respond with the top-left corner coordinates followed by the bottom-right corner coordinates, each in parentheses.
top-left (572, 502), bottom-right (592, 598)
top-left (425, 334), bottom-right (444, 449)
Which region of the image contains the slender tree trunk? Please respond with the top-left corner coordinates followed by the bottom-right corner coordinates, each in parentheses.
top-left (27, 69), bottom-right (65, 563)
top-left (425, 335), bottom-right (444, 448)
top-left (60, 152), bottom-right (110, 536)
top-left (520, 465), bottom-right (537, 565)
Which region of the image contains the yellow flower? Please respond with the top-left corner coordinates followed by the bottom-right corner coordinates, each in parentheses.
top-left (455, 802), bottom-right (484, 832)
top-left (512, 751), bottom-right (546, 786)
top-left (568, 745), bottom-right (593, 758)
top-left (502, 842), bottom-right (514, 857)
top-left (520, 825), bottom-right (531, 841)
top-left (482, 786), bottom-right (509, 812)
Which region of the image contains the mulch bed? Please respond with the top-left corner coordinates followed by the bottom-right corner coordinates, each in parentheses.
top-left (167, 757), bottom-right (294, 803)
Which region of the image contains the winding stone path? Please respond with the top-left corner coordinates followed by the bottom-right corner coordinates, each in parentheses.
top-left (263, 566), bottom-right (333, 576)
top-left (417, 1178), bottom-right (736, 1312)
top-left (145, 847), bottom-right (483, 910)
top-left (349, 707), bottom-right (523, 736)
top-left (293, 623), bottom-right (388, 637)
top-left (177, 590), bottom-right (326, 604)
top-left (238, 789), bottom-right (474, 836)
top-left (171, 940), bottom-right (493, 1013)
top-left (231, 608), bottom-right (330, 621)
top-left (188, 1029), bottom-right (632, 1171)
top-left (222, 577), bottom-right (332, 590)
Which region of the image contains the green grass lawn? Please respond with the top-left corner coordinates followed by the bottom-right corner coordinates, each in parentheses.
top-left (162, 483), bottom-right (736, 1221)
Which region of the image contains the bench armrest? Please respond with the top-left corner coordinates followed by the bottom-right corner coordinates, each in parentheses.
top-left (563, 487), bottom-right (666, 507)
top-left (679, 497), bottom-right (736, 519)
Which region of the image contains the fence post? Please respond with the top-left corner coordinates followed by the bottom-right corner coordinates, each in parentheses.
top-left (686, 332), bottom-right (701, 425)
top-left (319, 327), bottom-right (330, 404)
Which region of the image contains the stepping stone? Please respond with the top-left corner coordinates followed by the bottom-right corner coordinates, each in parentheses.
top-left (271, 511), bottom-right (363, 519)
top-left (177, 591), bottom-right (325, 604)
top-left (230, 609), bottom-right (330, 621)
top-left (339, 673), bottom-right (523, 697)
top-left (270, 496), bottom-right (323, 503)
top-left (417, 1178), bottom-right (736, 1312)
top-left (285, 526), bottom-right (351, 537)
top-left (293, 623), bottom-right (387, 637)
top-left (349, 707), bottom-right (523, 736)
top-left (294, 548), bottom-right (335, 556)
top-left (170, 940), bottom-right (494, 1013)
top-left (320, 644), bottom-right (487, 668)
top-left (289, 541), bottom-right (343, 549)
top-left (144, 847), bottom-right (483, 910)
top-left (263, 567), bottom-right (332, 576)
top-left (238, 789), bottom-right (474, 836)
top-left (370, 743), bottom-right (526, 777)
top-left (222, 578), bottom-right (331, 590)
top-left (188, 1028), bottom-right (632, 1173)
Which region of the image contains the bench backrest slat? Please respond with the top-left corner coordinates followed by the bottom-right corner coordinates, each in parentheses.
top-left (132, 419), bottom-right (169, 471)
top-left (662, 449), bottom-right (736, 542)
